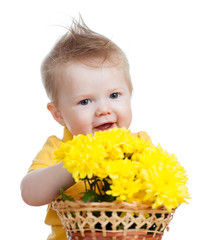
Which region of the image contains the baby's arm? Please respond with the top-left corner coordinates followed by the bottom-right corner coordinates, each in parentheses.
top-left (21, 162), bottom-right (75, 206)
top-left (21, 131), bottom-right (151, 206)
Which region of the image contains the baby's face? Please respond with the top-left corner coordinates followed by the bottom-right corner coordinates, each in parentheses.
top-left (56, 62), bottom-right (132, 135)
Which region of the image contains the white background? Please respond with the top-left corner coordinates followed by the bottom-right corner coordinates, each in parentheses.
top-left (0, 0), bottom-right (200, 239)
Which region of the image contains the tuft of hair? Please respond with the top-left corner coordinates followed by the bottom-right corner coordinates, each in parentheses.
top-left (41, 16), bottom-right (132, 102)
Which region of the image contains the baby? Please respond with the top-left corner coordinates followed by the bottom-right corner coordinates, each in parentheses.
top-left (21, 18), bottom-right (150, 240)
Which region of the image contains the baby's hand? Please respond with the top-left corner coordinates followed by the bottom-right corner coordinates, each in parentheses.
top-left (131, 131), bottom-right (152, 143)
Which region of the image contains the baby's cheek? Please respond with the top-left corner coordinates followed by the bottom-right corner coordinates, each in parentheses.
top-left (120, 108), bottom-right (132, 128)
top-left (73, 117), bottom-right (92, 135)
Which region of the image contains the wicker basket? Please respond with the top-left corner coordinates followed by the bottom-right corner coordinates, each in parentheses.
top-left (51, 200), bottom-right (175, 240)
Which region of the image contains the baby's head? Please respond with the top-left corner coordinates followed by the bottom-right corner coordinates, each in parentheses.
top-left (41, 18), bottom-right (133, 135)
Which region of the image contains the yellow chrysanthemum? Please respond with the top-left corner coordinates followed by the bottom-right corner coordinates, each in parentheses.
top-left (107, 178), bottom-right (142, 202)
top-left (106, 158), bottom-right (139, 179)
top-left (137, 145), bottom-right (190, 211)
top-left (55, 134), bottom-right (107, 181)
top-left (54, 127), bottom-right (190, 211)
top-left (94, 127), bottom-right (131, 160)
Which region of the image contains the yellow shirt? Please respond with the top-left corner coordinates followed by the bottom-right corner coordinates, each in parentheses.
top-left (28, 128), bottom-right (151, 240)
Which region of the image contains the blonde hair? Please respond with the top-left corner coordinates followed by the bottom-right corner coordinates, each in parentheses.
top-left (41, 17), bottom-right (133, 102)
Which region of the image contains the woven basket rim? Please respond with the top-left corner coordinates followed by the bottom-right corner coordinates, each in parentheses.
top-left (51, 199), bottom-right (175, 238)
top-left (52, 199), bottom-right (174, 213)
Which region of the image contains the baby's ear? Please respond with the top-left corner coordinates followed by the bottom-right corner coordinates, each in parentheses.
top-left (47, 102), bottom-right (65, 126)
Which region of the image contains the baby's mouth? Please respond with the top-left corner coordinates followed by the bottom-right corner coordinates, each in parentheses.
top-left (95, 122), bottom-right (114, 131)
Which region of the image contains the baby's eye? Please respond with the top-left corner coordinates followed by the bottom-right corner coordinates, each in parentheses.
top-left (110, 93), bottom-right (120, 99)
top-left (79, 99), bottom-right (91, 105)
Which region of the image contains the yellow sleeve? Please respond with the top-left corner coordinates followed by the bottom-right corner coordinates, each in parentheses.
top-left (28, 136), bottom-right (62, 172)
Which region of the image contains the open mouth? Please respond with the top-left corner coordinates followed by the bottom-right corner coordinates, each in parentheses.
top-left (95, 122), bottom-right (114, 131)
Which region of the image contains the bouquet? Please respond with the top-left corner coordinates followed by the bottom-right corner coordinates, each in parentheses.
top-left (52, 128), bottom-right (190, 239)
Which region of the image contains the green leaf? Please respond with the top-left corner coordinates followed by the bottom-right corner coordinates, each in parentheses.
top-left (60, 188), bottom-right (74, 201)
top-left (102, 178), bottom-right (112, 192)
top-left (117, 224), bottom-right (124, 230)
top-left (102, 194), bottom-right (116, 202)
top-left (83, 190), bottom-right (100, 202)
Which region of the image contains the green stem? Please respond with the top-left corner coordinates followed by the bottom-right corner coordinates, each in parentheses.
top-left (96, 179), bottom-right (103, 197)
top-left (93, 179), bottom-right (96, 193)
top-left (86, 177), bottom-right (93, 191)
top-left (84, 179), bottom-right (87, 192)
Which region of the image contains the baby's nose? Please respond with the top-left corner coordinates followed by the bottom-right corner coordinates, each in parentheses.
top-left (95, 103), bottom-right (112, 117)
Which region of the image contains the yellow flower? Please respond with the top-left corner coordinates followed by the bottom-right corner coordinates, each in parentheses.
top-left (55, 134), bottom-right (107, 181)
top-left (54, 128), bottom-right (190, 211)
top-left (106, 158), bottom-right (139, 179)
top-left (138, 145), bottom-right (190, 211)
top-left (107, 178), bottom-right (142, 202)
top-left (94, 127), bottom-right (131, 160)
